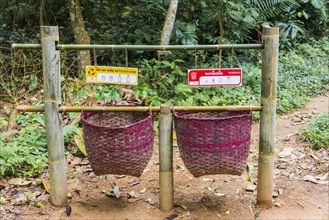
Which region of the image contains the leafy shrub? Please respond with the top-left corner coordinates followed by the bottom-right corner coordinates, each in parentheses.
top-left (0, 112), bottom-right (78, 178)
top-left (301, 113), bottom-right (329, 150)
top-left (84, 37), bottom-right (328, 120)
top-left (0, 113), bottom-right (47, 178)
top-left (277, 37), bottom-right (329, 113)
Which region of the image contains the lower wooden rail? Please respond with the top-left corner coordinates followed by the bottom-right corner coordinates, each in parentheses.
top-left (16, 105), bottom-right (262, 112)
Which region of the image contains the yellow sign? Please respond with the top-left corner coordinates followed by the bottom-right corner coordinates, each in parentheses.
top-left (86, 66), bottom-right (138, 85)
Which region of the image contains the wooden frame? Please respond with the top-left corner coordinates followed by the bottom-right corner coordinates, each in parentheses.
top-left (13, 26), bottom-right (279, 208)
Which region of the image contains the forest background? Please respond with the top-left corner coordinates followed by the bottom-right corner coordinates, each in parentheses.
top-left (0, 0), bottom-right (328, 178)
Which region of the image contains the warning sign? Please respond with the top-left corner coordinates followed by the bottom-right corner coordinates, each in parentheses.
top-left (86, 66), bottom-right (138, 85)
top-left (188, 68), bottom-right (242, 87)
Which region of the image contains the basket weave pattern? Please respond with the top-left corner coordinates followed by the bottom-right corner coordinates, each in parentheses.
top-left (81, 112), bottom-right (154, 177)
top-left (174, 111), bottom-right (252, 177)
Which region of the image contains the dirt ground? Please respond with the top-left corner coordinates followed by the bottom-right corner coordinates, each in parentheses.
top-left (0, 91), bottom-right (328, 220)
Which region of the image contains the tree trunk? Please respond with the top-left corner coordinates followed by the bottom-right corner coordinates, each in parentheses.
top-left (40, 0), bottom-right (45, 26)
top-left (67, 0), bottom-right (91, 70)
top-left (158, 0), bottom-right (179, 58)
top-left (218, 10), bottom-right (225, 68)
top-left (13, 0), bottom-right (19, 31)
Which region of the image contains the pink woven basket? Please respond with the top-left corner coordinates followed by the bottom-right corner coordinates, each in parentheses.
top-left (81, 112), bottom-right (154, 177)
top-left (174, 111), bottom-right (252, 177)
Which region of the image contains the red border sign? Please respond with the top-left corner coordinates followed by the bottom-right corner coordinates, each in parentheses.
top-left (188, 68), bottom-right (242, 87)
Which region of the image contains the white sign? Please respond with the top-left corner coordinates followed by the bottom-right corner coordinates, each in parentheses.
top-left (86, 66), bottom-right (138, 85)
top-left (188, 68), bottom-right (242, 87)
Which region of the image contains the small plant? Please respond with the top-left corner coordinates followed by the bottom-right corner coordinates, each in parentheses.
top-left (301, 113), bottom-right (329, 150)
top-left (0, 197), bottom-right (6, 205)
top-left (0, 113), bottom-right (48, 178)
top-left (0, 112), bottom-right (79, 178)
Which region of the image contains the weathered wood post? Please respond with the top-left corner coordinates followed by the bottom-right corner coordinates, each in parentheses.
top-left (41, 26), bottom-right (68, 206)
top-left (257, 26), bottom-right (279, 207)
top-left (159, 104), bottom-right (174, 211)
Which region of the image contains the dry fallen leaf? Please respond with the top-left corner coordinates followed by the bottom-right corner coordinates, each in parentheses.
top-left (127, 198), bottom-right (141, 203)
top-left (179, 205), bottom-right (188, 210)
top-left (272, 191), bottom-right (279, 198)
top-left (127, 180), bottom-right (140, 187)
top-left (41, 178), bottom-right (51, 193)
top-left (278, 188), bottom-right (284, 195)
top-left (315, 173), bottom-right (328, 181)
top-left (8, 178), bottom-right (32, 186)
top-left (163, 213), bottom-right (178, 220)
top-left (274, 202), bottom-right (281, 207)
top-left (113, 186), bottom-right (122, 198)
top-left (304, 175), bottom-right (318, 184)
top-left (103, 186), bottom-right (122, 198)
top-left (214, 192), bottom-right (225, 197)
top-left (278, 147), bottom-right (294, 158)
top-left (203, 178), bottom-right (214, 183)
top-left (180, 211), bottom-right (190, 219)
top-left (206, 186), bottom-right (215, 192)
top-left (246, 184), bottom-right (257, 192)
top-left (74, 129), bottom-right (87, 156)
top-left (128, 191), bottom-right (140, 198)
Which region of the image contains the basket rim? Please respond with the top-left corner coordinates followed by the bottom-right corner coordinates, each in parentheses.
top-left (174, 110), bottom-right (252, 121)
top-left (81, 111), bottom-right (152, 129)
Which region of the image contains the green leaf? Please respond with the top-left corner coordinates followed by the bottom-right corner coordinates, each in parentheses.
top-left (250, 8), bottom-right (259, 18)
top-left (35, 202), bottom-right (43, 208)
top-left (243, 15), bottom-right (255, 23)
top-left (33, 114), bottom-right (45, 127)
top-left (63, 125), bottom-right (78, 137)
top-left (139, 188), bottom-right (146, 194)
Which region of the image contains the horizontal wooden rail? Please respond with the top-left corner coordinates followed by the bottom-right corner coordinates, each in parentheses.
top-left (12, 43), bottom-right (264, 51)
top-left (16, 105), bottom-right (262, 112)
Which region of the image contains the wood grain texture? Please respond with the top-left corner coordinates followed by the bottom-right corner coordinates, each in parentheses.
top-left (257, 26), bottom-right (279, 208)
top-left (41, 26), bottom-right (68, 207)
top-left (159, 105), bottom-right (174, 211)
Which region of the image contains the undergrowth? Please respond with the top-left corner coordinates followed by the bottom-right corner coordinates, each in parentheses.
top-left (0, 113), bottom-right (47, 178)
top-left (301, 113), bottom-right (329, 150)
top-left (78, 37), bottom-right (329, 115)
top-left (0, 112), bottom-right (78, 178)
top-left (277, 37), bottom-right (329, 113)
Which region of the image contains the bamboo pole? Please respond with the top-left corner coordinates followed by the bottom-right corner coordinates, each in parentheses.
top-left (257, 27), bottom-right (279, 207)
top-left (41, 26), bottom-right (67, 206)
top-left (12, 43), bottom-right (263, 51)
top-left (16, 105), bottom-right (262, 113)
top-left (159, 104), bottom-right (174, 211)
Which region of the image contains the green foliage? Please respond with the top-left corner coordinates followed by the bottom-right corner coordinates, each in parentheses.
top-left (276, 37), bottom-right (329, 113)
top-left (131, 55), bottom-right (262, 122)
top-left (247, 0), bottom-right (299, 20)
top-left (0, 113), bottom-right (47, 178)
top-left (301, 113), bottom-right (329, 150)
top-left (0, 112), bottom-right (79, 178)
top-left (173, 21), bottom-right (198, 45)
top-left (73, 37), bottom-right (328, 120)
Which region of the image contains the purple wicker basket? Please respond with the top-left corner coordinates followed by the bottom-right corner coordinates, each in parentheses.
top-left (174, 111), bottom-right (252, 177)
top-left (81, 111), bottom-right (154, 177)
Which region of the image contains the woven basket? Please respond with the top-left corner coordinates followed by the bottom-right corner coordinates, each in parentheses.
top-left (174, 111), bottom-right (252, 177)
top-left (81, 112), bottom-right (154, 177)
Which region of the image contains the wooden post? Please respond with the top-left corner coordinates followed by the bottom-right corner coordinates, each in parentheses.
top-left (257, 27), bottom-right (279, 207)
top-left (41, 26), bottom-right (68, 206)
top-left (159, 104), bottom-right (174, 211)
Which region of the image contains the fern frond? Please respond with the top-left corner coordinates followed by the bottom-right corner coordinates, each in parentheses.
top-left (248, 0), bottom-right (299, 20)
